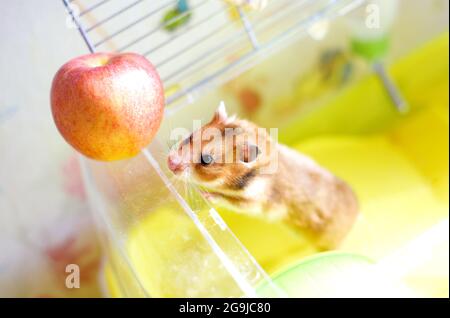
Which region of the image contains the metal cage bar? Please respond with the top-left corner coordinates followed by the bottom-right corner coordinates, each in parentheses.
top-left (63, 0), bottom-right (367, 108)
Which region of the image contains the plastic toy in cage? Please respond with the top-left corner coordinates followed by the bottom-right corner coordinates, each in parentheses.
top-left (162, 0), bottom-right (191, 32)
top-left (273, 48), bottom-right (355, 115)
top-left (238, 86), bottom-right (263, 116)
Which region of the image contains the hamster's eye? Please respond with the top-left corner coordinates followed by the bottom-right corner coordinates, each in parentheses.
top-left (242, 143), bottom-right (260, 163)
top-left (200, 153), bottom-right (214, 166)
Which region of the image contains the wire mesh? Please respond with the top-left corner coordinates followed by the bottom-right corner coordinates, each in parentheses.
top-left (63, 0), bottom-right (366, 108)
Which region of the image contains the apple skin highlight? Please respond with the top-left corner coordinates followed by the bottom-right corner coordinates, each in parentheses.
top-left (51, 52), bottom-right (164, 161)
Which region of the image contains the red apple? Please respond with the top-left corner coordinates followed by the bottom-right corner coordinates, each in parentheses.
top-left (51, 52), bottom-right (164, 161)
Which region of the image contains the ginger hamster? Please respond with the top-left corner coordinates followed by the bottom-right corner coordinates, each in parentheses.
top-left (167, 103), bottom-right (358, 250)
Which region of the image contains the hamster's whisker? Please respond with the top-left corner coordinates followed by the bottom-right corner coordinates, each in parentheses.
top-left (189, 184), bottom-right (200, 207)
top-left (164, 118), bottom-right (181, 152)
top-left (164, 139), bottom-right (174, 152)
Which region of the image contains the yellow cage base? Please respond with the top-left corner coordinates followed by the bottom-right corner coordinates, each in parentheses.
top-left (105, 33), bottom-right (449, 298)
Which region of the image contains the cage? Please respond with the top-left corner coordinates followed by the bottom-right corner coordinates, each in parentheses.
top-left (63, 0), bottom-right (449, 297)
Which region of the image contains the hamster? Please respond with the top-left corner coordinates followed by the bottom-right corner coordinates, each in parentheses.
top-left (167, 103), bottom-right (358, 250)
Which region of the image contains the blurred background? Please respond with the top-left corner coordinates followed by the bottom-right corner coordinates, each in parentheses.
top-left (1, 1), bottom-right (102, 297)
top-left (0, 0), bottom-right (448, 297)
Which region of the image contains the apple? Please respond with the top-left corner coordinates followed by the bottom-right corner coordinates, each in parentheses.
top-left (51, 52), bottom-right (164, 161)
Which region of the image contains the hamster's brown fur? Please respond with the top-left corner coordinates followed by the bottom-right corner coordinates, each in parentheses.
top-left (168, 104), bottom-right (358, 250)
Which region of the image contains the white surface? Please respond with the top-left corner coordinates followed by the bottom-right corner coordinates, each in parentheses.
top-left (0, 0), bottom-right (99, 297)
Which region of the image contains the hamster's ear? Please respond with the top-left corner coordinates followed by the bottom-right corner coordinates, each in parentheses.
top-left (213, 101), bottom-right (228, 123)
top-left (240, 142), bottom-right (261, 163)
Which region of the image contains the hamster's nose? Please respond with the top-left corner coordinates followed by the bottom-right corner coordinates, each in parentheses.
top-left (168, 156), bottom-right (186, 174)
